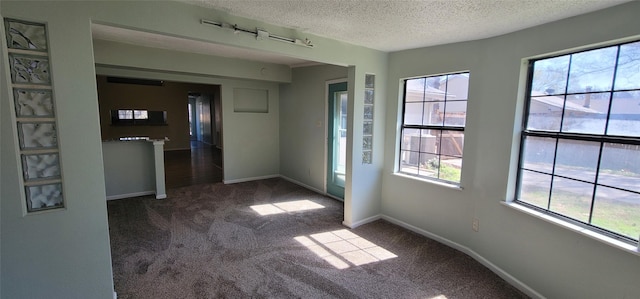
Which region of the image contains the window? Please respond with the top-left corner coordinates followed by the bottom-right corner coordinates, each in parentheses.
top-left (117, 109), bottom-right (133, 120)
top-left (110, 109), bottom-right (167, 126)
top-left (117, 109), bottom-right (148, 120)
top-left (399, 72), bottom-right (469, 184)
top-left (517, 41), bottom-right (640, 244)
top-left (133, 109), bottom-right (148, 120)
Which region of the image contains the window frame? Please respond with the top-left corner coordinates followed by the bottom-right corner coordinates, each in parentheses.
top-left (515, 40), bottom-right (640, 245)
top-left (398, 71), bottom-right (469, 185)
top-left (116, 109), bottom-right (148, 120)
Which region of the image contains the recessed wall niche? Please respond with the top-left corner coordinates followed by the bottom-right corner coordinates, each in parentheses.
top-left (234, 88), bottom-right (268, 113)
top-left (4, 18), bottom-right (64, 212)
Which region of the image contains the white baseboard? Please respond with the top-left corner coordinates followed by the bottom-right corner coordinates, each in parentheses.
top-left (380, 215), bottom-right (544, 299)
top-left (325, 193), bottom-right (344, 202)
top-left (343, 214), bottom-right (381, 229)
top-left (113, 291), bottom-right (117, 299)
top-left (156, 193), bottom-right (167, 199)
top-left (106, 191), bottom-right (155, 200)
top-left (279, 175), bottom-right (325, 195)
top-left (223, 174), bottom-right (280, 184)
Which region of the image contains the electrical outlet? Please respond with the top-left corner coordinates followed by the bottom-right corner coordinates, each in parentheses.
top-left (472, 218), bottom-right (479, 232)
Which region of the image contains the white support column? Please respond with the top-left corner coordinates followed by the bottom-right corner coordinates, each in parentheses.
top-left (152, 140), bottom-right (167, 199)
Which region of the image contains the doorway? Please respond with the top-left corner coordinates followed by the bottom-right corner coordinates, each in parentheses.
top-left (190, 93), bottom-right (212, 145)
top-left (189, 92), bottom-right (222, 148)
top-left (164, 90), bottom-right (223, 188)
top-left (327, 81), bottom-right (348, 199)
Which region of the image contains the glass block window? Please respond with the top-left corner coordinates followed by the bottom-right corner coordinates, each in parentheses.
top-left (13, 89), bottom-right (54, 117)
top-left (8, 54), bottom-right (50, 84)
top-left (516, 41), bottom-right (640, 244)
top-left (5, 19), bottom-right (48, 51)
top-left (362, 74), bottom-right (375, 164)
top-left (399, 72), bottom-right (469, 184)
top-left (5, 18), bottom-right (64, 212)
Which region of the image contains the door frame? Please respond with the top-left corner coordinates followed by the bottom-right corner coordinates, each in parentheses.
top-left (324, 78), bottom-right (348, 201)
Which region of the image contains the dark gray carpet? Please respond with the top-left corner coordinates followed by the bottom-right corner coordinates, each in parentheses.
top-left (107, 178), bottom-right (528, 298)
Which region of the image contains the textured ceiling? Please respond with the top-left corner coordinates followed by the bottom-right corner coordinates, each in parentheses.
top-left (93, 0), bottom-right (630, 67)
top-left (182, 0), bottom-right (630, 52)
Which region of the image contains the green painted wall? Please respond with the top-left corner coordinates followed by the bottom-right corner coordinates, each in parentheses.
top-left (0, 10), bottom-right (6, 297)
top-left (278, 63), bottom-right (388, 228)
top-left (383, 2), bottom-right (640, 298)
top-left (1, 3), bottom-right (115, 298)
top-left (2, 0), bottom-right (637, 298)
top-left (0, 1), bottom-right (387, 295)
top-left (279, 65), bottom-right (348, 191)
top-left (345, 64), bottom-right (387, 227)
top-left (93, 39), bottom-right (292, 84)
top-left (102, 141), bottom-right (155, 198)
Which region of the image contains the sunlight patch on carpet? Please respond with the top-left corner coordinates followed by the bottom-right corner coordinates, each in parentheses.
top-left (295, 229), bottom-right (397, 269)
top-left (250, 200), bottom-right (325, 215)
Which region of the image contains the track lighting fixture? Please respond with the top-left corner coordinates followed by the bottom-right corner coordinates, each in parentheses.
top-left (201, 19), bottom-right (314, 48)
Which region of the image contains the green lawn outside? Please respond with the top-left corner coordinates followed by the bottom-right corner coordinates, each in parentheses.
top-left (519, 187), bottom-right (640, 241)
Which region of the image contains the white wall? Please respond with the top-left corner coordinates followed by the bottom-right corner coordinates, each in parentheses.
top-left (383, 2), bottom-right (640, 298)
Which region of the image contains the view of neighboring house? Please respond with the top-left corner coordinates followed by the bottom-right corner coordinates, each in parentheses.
top-left (401, 74), bottom-right (468, 174)
top-left (526, 89), bottom-right (640, 173)
top-left (528, 90), bottom-right (640, 132)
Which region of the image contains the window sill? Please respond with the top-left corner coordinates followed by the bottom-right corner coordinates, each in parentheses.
top-left (502, 201), bottom-right (639, 256)
top-left (392, 172), bottom-right (463, 191)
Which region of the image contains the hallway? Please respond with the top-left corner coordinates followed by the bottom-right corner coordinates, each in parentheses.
top-left (164, 141), bottom-right (223, 188)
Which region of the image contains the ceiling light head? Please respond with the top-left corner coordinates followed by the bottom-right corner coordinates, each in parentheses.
top-left (257, 29), bottom-right (269, 40)
top-left (295, 38), bottom-right (313, 47)
top-left (304, 38), bottom-right (313, 47)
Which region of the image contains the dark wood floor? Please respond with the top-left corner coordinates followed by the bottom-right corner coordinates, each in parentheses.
top-left (164, 141), bottom-right (223, 189)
